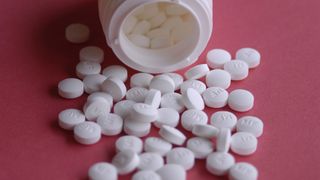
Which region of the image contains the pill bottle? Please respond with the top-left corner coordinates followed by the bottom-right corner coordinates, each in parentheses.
top-left (98, 0), bottom-right (213, 73)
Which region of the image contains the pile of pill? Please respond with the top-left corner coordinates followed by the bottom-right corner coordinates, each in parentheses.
top-left (62, 23), bottom-right (263, 180)
top-left (122, 2), bottom-right (194, 49)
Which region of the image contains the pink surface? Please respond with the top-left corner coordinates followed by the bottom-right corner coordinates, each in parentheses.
top-left (0, 0), bottom-right (319, 179)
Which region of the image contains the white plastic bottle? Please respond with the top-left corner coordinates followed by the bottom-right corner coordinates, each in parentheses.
top-left (98, 0), bottom-right (213, 73)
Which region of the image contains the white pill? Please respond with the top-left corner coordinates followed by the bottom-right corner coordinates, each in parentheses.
top-left (58, 78), bottom-right (84, 99)
top-left (115, 135), bottom-right (143, 154)
top-left (192, 124), bottom-right (220, 139)
top-left (149, 12), bottom-right (167, 28)
top-left (157, 164), bottom-right (186, 180)
top-left (126, 87), bottom-right (149, 103)
top-left (83, 74), bottom-right (106, 94)
top-left (236, 48), bottom-right (261, 69)
top-left (206, 69), bottom-right (231, 89)
top-left (130, 103), bottom-right (158, 123)
top-left (102, 65), bottom-right (128, 82)
top-left (74, 121), bottom-right (101, 145)
top-left (164, 73), bottom-right (184, 91)
top-left (88, 92), bottom-right (113, 106)
top-left (123, 15), bottom-right (138, 34)
top-left (184, 64), bottom-right (210, 80)
top-left (130, 73), bottom-right (154, 88)
top-left (101, 77), bottom-right (127, 102)
top-left (161, 16), bottom-right (184, 31)
top-left (224, 60), bottom-right (249, 81)
top-left (228, 89), bottom-right (254, 112)
top-left (165, 4), bottom-right (189, 16)
top-left (181, 109), bottom-right (208, 131)
top-left (182, 88), bottom-right (205, 110)
top-left (159, 125), bottom-right (186, 146)
top-left (229, 162), bottom-right (258, 180)
top-left (144, 89), bottom-right (161, 108)
top-left (237, 116), bottom-right (264, 137)
top-left (58, 109), bottom-right (85, 130)
top-left (146, 28), bottom-right (170, 39)
top-left (160, 93), bottom-right (185, 113)
top-left (140, 3), bottom-right (159, 20)
top-left (144, 137), bottom-right (172, 156)
top-left (216, 128), bottom-right (231, 152)
top-left (79, 46), bottom-right (104, 64)
top-left (202, 87), bottom-right (229, 108)
top-left (129, 34), bottom-right (150, 48)
top-left (65, 23), bottom-right (89, 43)
top-left (180, 80), bottom-right (206, 94)
top-left (187, 137), bottom-right (214, 159)
top-left (132, 20), bottom-right (152, 35)
top-left (166, 147), bottom-right (195, 170)
top-left (151, 36), bottom-right (172, 49)
top-left (88, 162), bottom-right (117, 180)
top-left (124, 118), bottom-right (151, 137)
top-left (154, 108), bottom-right (180, 128)
top-left (138, 152), bottom-right (164, 171)
top-left (113, 100), bottom-right (136, 119)
top-left (171, 22), bottom-right (192, 44)
top-left (76, 61), bottom-right (101, 79)
top-left (210, 111), bottom-right (237, 130)
top-left (231, 132), bottom-right (258, 156)
top-left (149, 75), bottom-right (175, 94)
top-left (83, 99), bottom-right (111, 121)
top-left (112, 149), bottom-right (140, 175)
top-left (206, 49), bottom-right (232, 69)
top-left (132, 170), bottom-right (161, 180)
top-left (97, 114), bottom-right (123, 136)
top-left (206, 152), bottom-right (235, 176)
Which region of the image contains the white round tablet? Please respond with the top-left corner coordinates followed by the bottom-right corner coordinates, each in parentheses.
top-left (76, 61), bottom-right (101, 79)
top-left (181, 109), bottom-right (208, 131)
top-left (138, 152), bottom-right (164, 171)
top-left (216, 128), bottom-right (231, 152)
top-left (132, 170), bottom-right (161, 180)
top-left (130, 73), bottom-right (154, 88)
top-left (210, 111), bottom-right (237, 130)
top-left (74, 121), bottom-right (101, 145)
top-left (124, 118), bottom-right (151, 137)
top-left (166, 147), bottom-right (195, 170)
top-left (192, 124), bottom-right (220, 139)
top-left (149, 75), bottom-right (175, 94)
top-left (236, 48), bottom-right (261, 69)
top-left (58, 78), bottom-right (84, 99)
top-left (80, 46), bottom-right (104, 64)
top-left (156, 164), bottom-right (186, 180)
top-left (182, 88), bottom-right (205, 110)
top-left (144, 89), bottom-right (161, 108)
top-left (83, 99), bottom-right (111, 121)
top-left (206, 152), bottom-right (235, 176)
top-left (154, 108), bottom-right (180, 128)
top-left (159, 125), bottom-right (186, 146)
top-left (180, 80), bottom-right (206, 94)
top-left (88, 92), bottom-right (113, 106)
top-left (206, 69), bottom-right (231, 89)
top-left (164, 73), bottom-right (184, 91)
top-left (206, 49), bottom-right (232, 69)
top-left (113, 100), bottom-right (136, 118)
top-left (202, 87), bottom-right (229, 108)
top-left (101, 77), bottom-right (127, 102)
top-left (88, 162), bottom-right (117, 180)
top-left (229, 162), bottom-right (258, 180)
top-left (237, 116), bottom-right (264, 137)
top-left (187, 137), bottom-right (214, 159)
top-left (97, 114), bottom-right (123, 136)
top-left (112, 149), bottom-right (140, 175)
top-left (102, 65), bottom-right (128, 82)
top-left (160, 93), bottom-right (185, 113)
top-left (184, 64), bottom-right (210, 80)
top-left (115, 135), bottom-right (143, 154)
top-left (65, 23), bottom-right (90, 44)
top-left (228, 89), bottom-right (254, 112)
top-left (231, 132), bottom-right (258, 156)
top-left (83, 74), bottom-right (106, 94)
top-left (130, 103), bottom-right (158, 123)
top-left (58, 109), bottom-right (85, 130)
top-left (126, 87), bottom-right (149, 103)
top-left (223, 60), bottom-right (249, 81)
top-left (144, 137), bottom-right (173, 156)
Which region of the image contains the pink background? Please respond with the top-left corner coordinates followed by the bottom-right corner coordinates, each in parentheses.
top-left (1, 0), bottom-right (319, 179)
